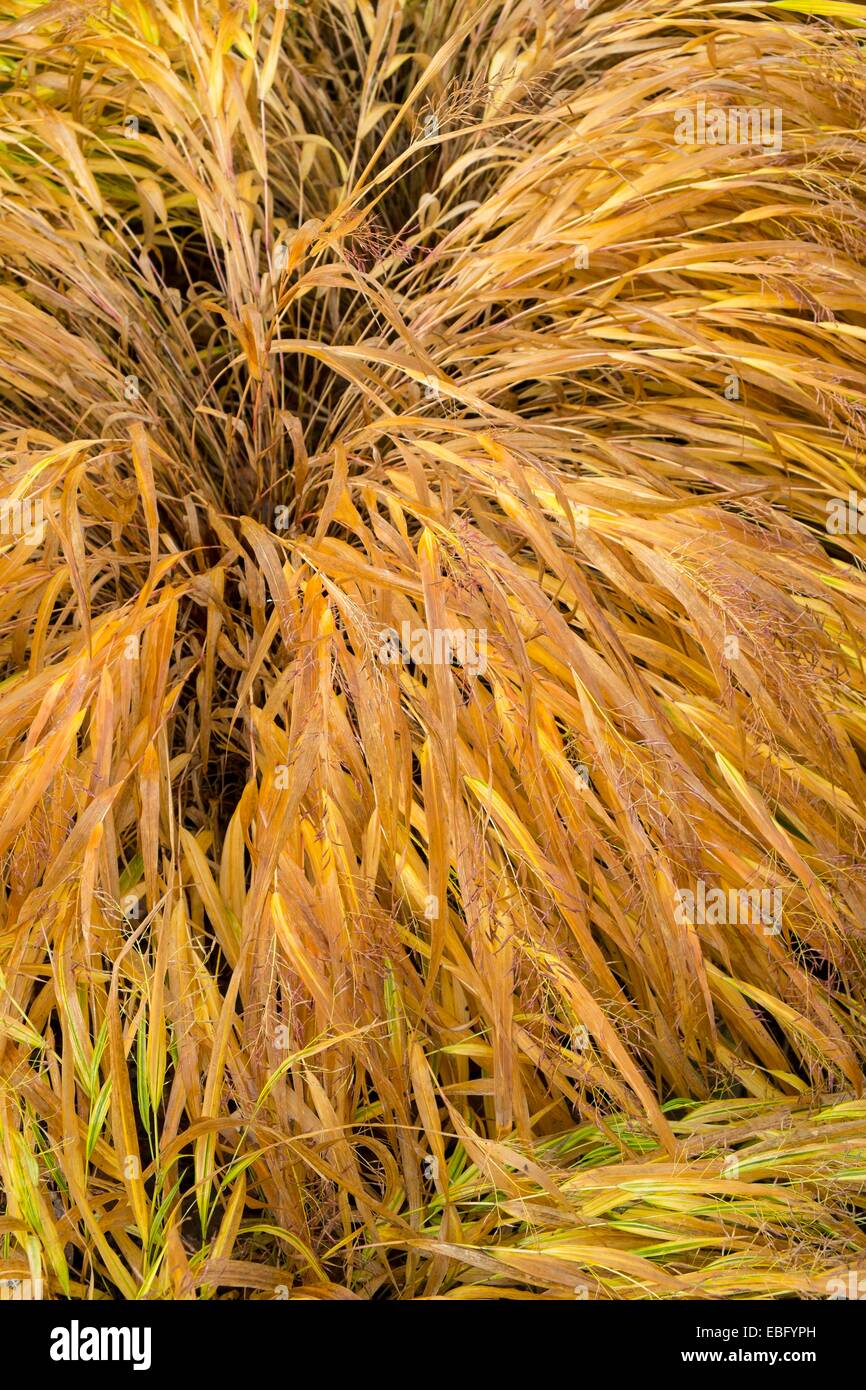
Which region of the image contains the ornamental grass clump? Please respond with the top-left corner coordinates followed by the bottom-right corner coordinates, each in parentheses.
top-left (1, 0), bottom-right (866, 1300)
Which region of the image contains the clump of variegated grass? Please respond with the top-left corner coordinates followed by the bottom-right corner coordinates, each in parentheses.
top-left (2, 0), bottom-right (866, 1299)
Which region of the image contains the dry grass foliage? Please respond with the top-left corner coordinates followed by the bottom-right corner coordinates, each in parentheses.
top-left (2, 0), bottom-right (866, 1299)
